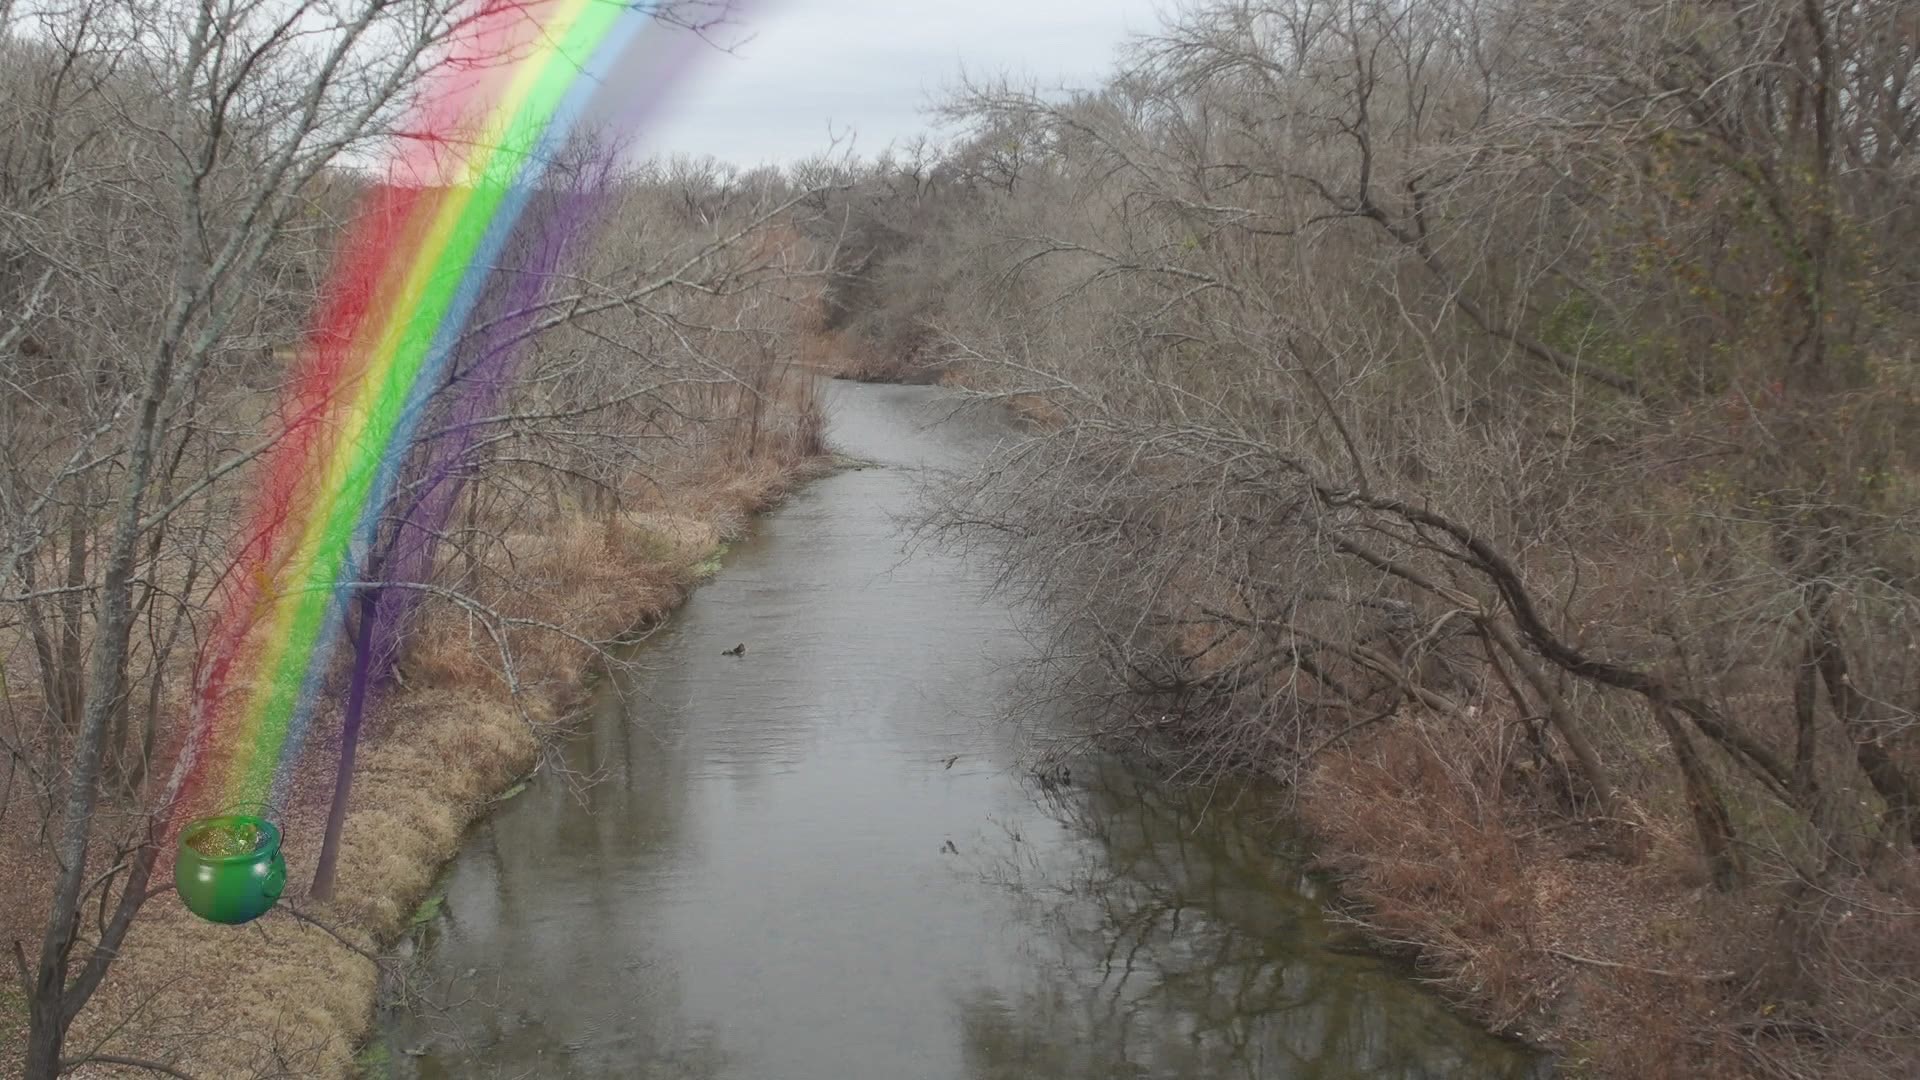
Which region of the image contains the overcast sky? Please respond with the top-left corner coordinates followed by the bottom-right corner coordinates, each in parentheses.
top-left (636, 0), bottom-right (1169, 166)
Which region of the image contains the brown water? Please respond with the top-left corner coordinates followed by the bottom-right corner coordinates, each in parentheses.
top-left (375, 381), bottom-right (1541, 1079)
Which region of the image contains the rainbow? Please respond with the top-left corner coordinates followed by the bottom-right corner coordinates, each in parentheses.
top-left (174, 0), bottom-right (731, 826)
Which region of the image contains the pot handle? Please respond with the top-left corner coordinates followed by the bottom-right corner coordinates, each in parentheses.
top-left (263, 857), bottom-right (287, 903)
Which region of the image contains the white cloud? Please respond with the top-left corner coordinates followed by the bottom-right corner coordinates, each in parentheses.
top-left (630, 0), bottom-right (1167, 165)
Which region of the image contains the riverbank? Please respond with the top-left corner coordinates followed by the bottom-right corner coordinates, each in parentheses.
top-left (34, 431), bottom-right (831, 1077)
top-left (806, 355), bottom-right (1920, 1079)
top-left (371, 378), bottom-right (1538, 1079)
top-left (1296, 720), bottom-right (1727, 1077)
top-left (1292, 693), bottom-right (1916, 1080)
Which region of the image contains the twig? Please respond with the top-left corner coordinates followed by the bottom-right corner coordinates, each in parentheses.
top-left (58, 1054), bottom-right (200, 1080)
top-left (1548, 947), bottom-right (1735, 982)
top-left (1301, 705), bottom-right (1400, 761)
top-left (277, 904), bottom-right (383, 967)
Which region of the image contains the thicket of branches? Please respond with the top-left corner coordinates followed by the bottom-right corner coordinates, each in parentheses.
top-left (819, 1), bottom-right (1919, 1075)
top-left (0, 1), bottom-right (831, 1075)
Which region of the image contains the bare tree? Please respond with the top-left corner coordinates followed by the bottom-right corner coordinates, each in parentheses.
top-left (825, 0), bottom-right (1917, 1073)
top-left (1, 1), bottom-right (836, 1074)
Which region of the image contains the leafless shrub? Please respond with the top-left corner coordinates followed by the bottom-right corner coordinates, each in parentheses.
top-left (1, 2), bottom-right (838, 1073)
top-left (847, 1), bottom-right (1919, 1074)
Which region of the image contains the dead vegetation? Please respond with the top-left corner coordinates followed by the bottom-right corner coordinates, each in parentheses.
top-left (817, 1), bottom-right (1920, 1076)
top-left (0, 1), bottom-right (841, 1073)
top-left (3, 339), bottom-right (828, 1076)
top-left (43, 390), bottom-right (827, 1078)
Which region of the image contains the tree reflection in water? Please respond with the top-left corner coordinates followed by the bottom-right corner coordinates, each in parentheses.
top-left (954, 760), bottom-right (1541, 1080)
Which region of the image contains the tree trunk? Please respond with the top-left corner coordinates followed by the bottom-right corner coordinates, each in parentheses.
top-left (311, 582), bottom-right (381, 899)
top-left (24, 986), bottom-right (62, 1080)
top-left (1812, 620), bottom-right (1920, 849)
top-left (1484, 619), bottom-right (1620, 821)
top-left (1651, 701), bottom-right (1742, 889)
top-left (58, 496), bottom-right (89, 742)
top-left (1791, 639), bottom-right (1820, 802)
top-left (25, 326), bottom-right (179, 1078)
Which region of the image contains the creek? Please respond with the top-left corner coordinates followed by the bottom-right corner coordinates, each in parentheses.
top-left (375, 380), bottom-right (1540, 1079)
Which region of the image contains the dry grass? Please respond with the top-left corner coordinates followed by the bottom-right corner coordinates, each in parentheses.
top-left (1299, 716), bottom-right (1539, 1016)
top-left (1298, 709), bottom-right (1920, 1079)
top-left (904, 323), bottom-right (1920, 1078)
top-left (2, 379), bottom-right (829, 1078)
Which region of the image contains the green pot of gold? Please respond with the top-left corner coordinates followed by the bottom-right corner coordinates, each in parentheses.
top-left (174, 814), bottom-right (286, 925)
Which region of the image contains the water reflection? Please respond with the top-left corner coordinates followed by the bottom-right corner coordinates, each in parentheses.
top-left (955, 764), bottom-right (1536, 1079)
top-left (377, 382), bottom-right (1537, 1079)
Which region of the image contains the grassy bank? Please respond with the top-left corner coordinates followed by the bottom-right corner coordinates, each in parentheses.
top-left (1296, 718), bottom-right (1730, 1076)
top-left (1295, 709), bottom-right (1918, 1079)
top-left (32, 439), bottom-right (830, 1078)
top-left (804, 308), bottom-right (1917, 1077)
top-left (782, 4), bottom-right (1920, 1075)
